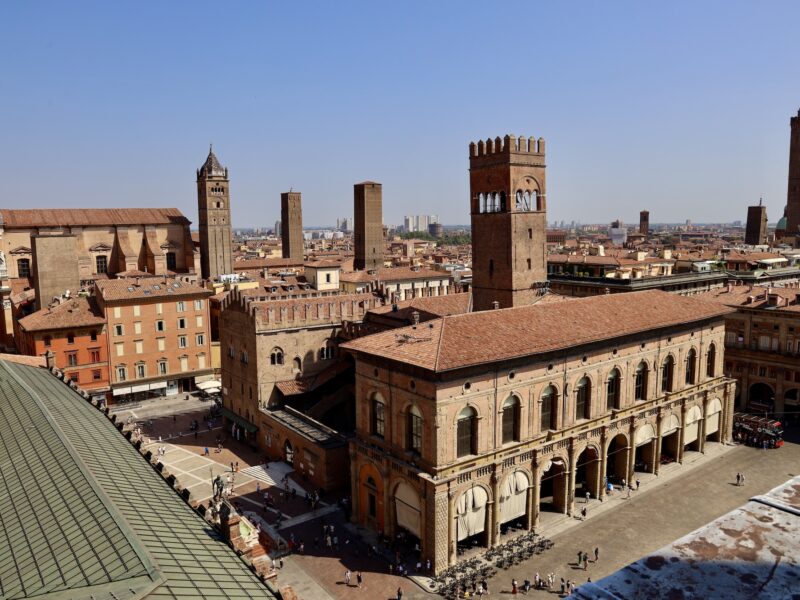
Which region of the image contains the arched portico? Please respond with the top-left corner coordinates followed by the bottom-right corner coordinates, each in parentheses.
top-left (358, 464), bottom-right (384, 532)
top-left (706, 398), bottom-right (723, 443)
top-left (660, 414), bottom-right (681, 462)
top-left (605, 432), bottom-right (630, 488)
top-left (634, 423), bottom-right (657, 474)
top-left (539, 457), bottom-right (568, 515)
top-left (575, 445), bottom-right (601, 502)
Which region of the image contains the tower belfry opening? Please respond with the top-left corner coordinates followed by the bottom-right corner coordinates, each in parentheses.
top-left (469, 135), bottom-right (548, 311)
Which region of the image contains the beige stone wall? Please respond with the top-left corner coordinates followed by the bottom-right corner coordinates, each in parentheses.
top-left (349, 318), bottom-right (734, 573)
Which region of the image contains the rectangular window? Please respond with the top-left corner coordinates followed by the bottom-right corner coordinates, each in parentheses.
top-left (157, 338), bottom-right (165, 351)
top-left (17, 258), bottom-right (31, 278)
top-left (195, 299), bottom-right (203, 310)
top-left (156, 320), bottom-right (165, 332)
top-left (67, 353), bottom-right (78, 367)
top-left (759, 335), bottom-right (771, 350)
top-left (69, 373), bottom-right (78, 383)
top-left (198, 354), bottom-right (206, 369)
top-left (92, 369), bottom-right (101, 381)
top-left (371, 399), bottom-right (385, 438)
top-left (178, 336), bottom-right (187, 348)
top-left (196, 334), bottom-right (205, 346)
top-left (133, 305), bottom-right (141, 317)
top-left (115, 343), bottom-right (124, 357)
top-left (117, 366), bottom-right (127, 382)
top-left (178, 318), bottom-right (186, 329)
top-left (95, 255), bottom-right (108, 274)
top-left (156, 303), bottom-right (163, 315)
top-left (90, 350), bottom-right (100, 362)
top-left (180, 356), bottom-right (189, 372)
top-left (136, 364), bottom-right (146, 378)
top-left (43, 336), bottom-right (51, 347)
top-left (135, 340), bottom-right (143, 354)
top-left (196, 315), bottom-right (203, 328)
top-left (325, 273), bottom-right (331, 283)
top-left (115, 324), bottom-right (124, 336)
top-left (90, 331), bottom-right (97, 342)
top-left (158, 361), bottom-right (168, 375)
top-left (113, 307), bottom-right (121, 319)
top-left (457, 417), bottom-right (474, 457)
top-left (134, 321), bottom-right (142, 334)
top-left (166, 252), bottom-right (177, 271)
top-left (177, 301), bottom-right (185, 312)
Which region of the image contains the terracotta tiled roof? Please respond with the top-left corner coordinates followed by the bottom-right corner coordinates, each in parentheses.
top-left (696, 286), bottom-right (800, 313)
top-left (369, 293), bottom-right (472, 320)
top-left (0, 208), bottom-right (189, 228)
top-left (233, 257), bottom-right (304, 271)
top-left (274, 361), bottom-right (351, 396)
top-left (0, 353), bottom-right (46, 367)
top-left (18, 296), bottom-right (105, 332)
top-left (342, 290), bottom-right (733, 373)
top-left (96, 278), bottom-right (211, 301)
top-left (340, 267), bottom-right (450, 284)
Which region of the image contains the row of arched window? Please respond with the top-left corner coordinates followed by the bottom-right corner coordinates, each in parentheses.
top-left (370, 395), bottom-right (424, 455)
top-left (454, 345), bottom-right (717, 459)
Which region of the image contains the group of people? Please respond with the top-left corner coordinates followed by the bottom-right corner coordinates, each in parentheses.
top-left (735, 472), bottom-right (747, 486)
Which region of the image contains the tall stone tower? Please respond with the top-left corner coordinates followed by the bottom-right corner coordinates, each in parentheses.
top-left (197, 147), bottom-right (234, 280)
top-left (281, 191), bottom-right (304, 261)
top-left (745, 202), bottom-right (768, 245)
top-left (639, 210), bottom-right (650, 237)
top-left (353, 182), bottom-right (383, 271)
top-left (786, 109), bottom-right (800, 238)
top-left (470, 135), bottom-right (547, 311)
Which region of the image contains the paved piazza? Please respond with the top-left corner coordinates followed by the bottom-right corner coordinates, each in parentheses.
top-left (127, 395), bottom-right (800, 600)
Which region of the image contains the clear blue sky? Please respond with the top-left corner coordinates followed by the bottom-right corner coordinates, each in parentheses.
top-left (2, 1), bottom-right (799, 228)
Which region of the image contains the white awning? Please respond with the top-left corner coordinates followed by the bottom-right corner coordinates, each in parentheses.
top-left (195, 374), bottom-right (216, 384)
top-left (196, 379), bottom-right (222, 391)
top-left (112, 386), bottom-right (132, 396)
top-left (130, 383), bottom-right (150, 393)
top-left (661, 414), bottom-right (681, 436)
top-left (203, 387), bottom-right (221, 395)
top-left (499, 471), bottom-right (529, 524)
top-left (395, 481), bottom-right (421, 539)
top-left (456, 487), bottom-right (488, 541)
top-left (149, 382), bottom-right (167, 391)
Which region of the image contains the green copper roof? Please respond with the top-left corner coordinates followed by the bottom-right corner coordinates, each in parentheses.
top-left (0, 360), bottom-right (278, 599)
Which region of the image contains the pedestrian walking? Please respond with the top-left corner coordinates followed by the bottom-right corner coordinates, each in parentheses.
top-left (577, 550), bottom-right (582, 566)
top-left (511, 578), bottom-right (518, 594)
top-left (585, 491), bottom-right (590, 503)
top-left (741, 473), bottom-right (746, 486)
top-left (636, 478), bottom-right (641, 490)
top-left (626, 485), bottom-right (632, 499)
top-left (356, 572), bottom-right (362, 588)
top-left (396, 586), bottom-right (403, 600)
top-left (345, 570), bottom-right (351, 585)
top-left (279, 558), bottom-right (284, 569)
top-left (583, 554), bottom-right (588, 571)
top-left (594, 547), bottom-right (599, 562)
top-left (560, 578), bottom-right (565, 594)
top-left (736, 472), bottom-right (741, 486)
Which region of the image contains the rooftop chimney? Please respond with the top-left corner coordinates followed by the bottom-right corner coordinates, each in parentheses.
top-left (411, 310), bottom-right (420, 325)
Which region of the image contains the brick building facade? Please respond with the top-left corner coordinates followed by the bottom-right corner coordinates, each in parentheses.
top-left (95, 278), bottom-right (213, 402)
top-left (343, 291), bottom-right (734, 573)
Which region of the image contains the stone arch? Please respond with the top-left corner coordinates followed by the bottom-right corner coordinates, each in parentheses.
top-left (393, 478), bottom-right (422, 540)
top-left (706, 397), bottom-right (724, 442)
top-left (575, 443), bottom-right (602, 501)
top-left (661, 413), bottom-right (681, 460)
top-left (501, 393), bottom-right (522, 443)
top-left (605, 431), bottom-right (630, 484)
top-left (634, 422), bottom-right (657, 446)
top-left (539, 456), bottom-right (568, 514)
top-left (453, 401), bottom-right (482, 426)
top-left (748, 383), bottom-right (774, 409)
top-left (358, 462), bottom-right (385, 531)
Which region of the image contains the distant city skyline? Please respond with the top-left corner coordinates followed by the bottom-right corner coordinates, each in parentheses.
top-left (2, 2), bottom-right (799, 228)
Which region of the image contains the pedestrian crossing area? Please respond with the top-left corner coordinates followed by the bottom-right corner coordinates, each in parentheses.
top-left (240, 462), bottom-right (307, 494)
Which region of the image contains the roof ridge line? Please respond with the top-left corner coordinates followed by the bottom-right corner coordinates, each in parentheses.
top-left (434, 315), bottom-right (446, 372)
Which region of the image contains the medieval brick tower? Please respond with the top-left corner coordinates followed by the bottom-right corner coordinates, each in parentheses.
top-left (353, 182), bottom-right (383, 271)
top-left (197, 147), bottom-right (234, 280)
top-left (281, 191), bottom-right (304, 261)
top-left (470, 135), bottom-right (548, 311)
top-left (786, 109), bottom-right (800, 238)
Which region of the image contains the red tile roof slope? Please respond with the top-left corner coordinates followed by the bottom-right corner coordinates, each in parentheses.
top-left (96, 278), bottom-right (211, 301)
top-left (18, 296), bottom-right (105, 332)
top-left (0, 208), bottom-right (189, 227)
top-left (342, 290), bottom-right (733, 373)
